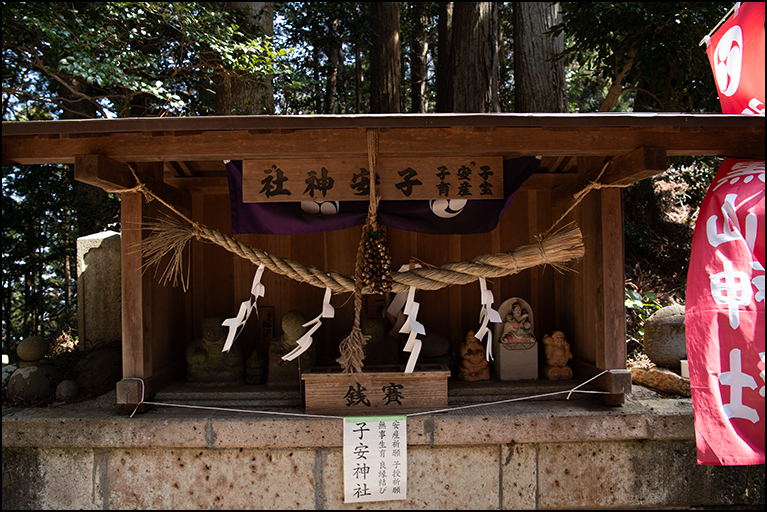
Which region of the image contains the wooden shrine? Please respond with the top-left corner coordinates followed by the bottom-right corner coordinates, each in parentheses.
top-left (3, 113), bottom-right (764, 407)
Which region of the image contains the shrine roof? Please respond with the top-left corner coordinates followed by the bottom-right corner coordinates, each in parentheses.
top-left (3, 113), bottom-right (763, 185)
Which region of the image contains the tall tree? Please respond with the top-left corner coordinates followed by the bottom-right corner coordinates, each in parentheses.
top-left (407, 2), bottom-right (431, 113)
top-left (370, 2), bottom-right (402, 113)
top-left (323, 17), bottom-right (346, 114)
top-left (274, 2), bottom-right (366, 114)
top-left (216, 2), bottom-right (275, 115)
top-left (513, 2), bottom-right (566, 113)
top-left (451, 2), bottom-right (500, 112)
top-left (436, 2), bottom-right (454, 112)
top-left (3, 2), bottom-right (281, 118)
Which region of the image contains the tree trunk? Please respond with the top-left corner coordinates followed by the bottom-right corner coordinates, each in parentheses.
top-left (513, 2), bottom-right (566, 113)
top-left (324, 19), bottom-right (345, 114)
top-left (370, 2), bottom-right (401, 113)
top-left (216, 2), bottom-right (274, 115)
top-left (599, 47), bottom-right (637, 112)
top-left (409, 3), bottom-right (430, 113)
top-left (451, 2), bottom-right (500, 113)
top-left (436, 2), bottom-right (454, 113)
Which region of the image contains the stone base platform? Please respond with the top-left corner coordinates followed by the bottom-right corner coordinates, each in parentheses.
top-left (3, 382), bottom-right (763, 510)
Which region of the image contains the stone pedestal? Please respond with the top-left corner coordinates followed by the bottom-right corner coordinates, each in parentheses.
top-left (492, 340), bottom-right (538, 380)
top-left (77, 231), bottom-right (122, 350)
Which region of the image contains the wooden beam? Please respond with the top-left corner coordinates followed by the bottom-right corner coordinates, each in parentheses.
top-left (75, 154), bottom-right (192, 217)
top-left (165, 176), bottom-right (230, 194)
top-left (571, 358), bottom-right (632, 406)
top-left (4, 118), bottom-right (762, 166)
top-left (551, 147), bottom-right (667, 204)
top-left (521, 172), bottom-right (576, 190)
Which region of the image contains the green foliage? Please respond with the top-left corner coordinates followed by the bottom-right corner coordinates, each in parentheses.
top-left (1, 163), bottom-right (118, 353)
top-left (624, 289), bottom-right (663, 355)
top-left (3, 1), bottom-right (285, 118)
top-left (274, 2), bottom-right (372, 114)
top-left (551, 2), bottom-right (732, 112)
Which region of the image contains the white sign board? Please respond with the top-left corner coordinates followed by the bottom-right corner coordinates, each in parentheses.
top-left (343, 416), bottom-right (407, 503)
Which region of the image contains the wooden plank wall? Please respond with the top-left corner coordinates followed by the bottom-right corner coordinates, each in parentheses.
top-left (182, 201), bottom-right (565, 372)
top-left (154, 156), bottom-right (627, 378)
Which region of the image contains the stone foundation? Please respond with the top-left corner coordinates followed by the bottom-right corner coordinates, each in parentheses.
top-left (2, 389), bottom-right (763, 510)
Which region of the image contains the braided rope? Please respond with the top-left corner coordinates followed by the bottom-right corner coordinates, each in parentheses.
top-left (543, 161), bottom-right (631, 239)
top-left (143, 216), bottom-right (584, 296)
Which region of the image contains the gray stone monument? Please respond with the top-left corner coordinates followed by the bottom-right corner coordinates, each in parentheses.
top-left (77, 231), bottom-right (122, 350)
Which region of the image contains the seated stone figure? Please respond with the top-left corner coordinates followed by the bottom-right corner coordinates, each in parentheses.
top-left (186, 315), bottom-right (245, 385)
top-left (542, 330), bottom-right (573, 380)
top-left (267, 310), bottom-right (314, 387)
top-left (457, 330), bottom-right (490, 382)
top-left (361, 317), bottom-right (399, 367)
top-left (245, 348), bottom-right (267, 385)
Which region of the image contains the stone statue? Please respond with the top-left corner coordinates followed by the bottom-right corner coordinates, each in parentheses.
top-left (457, 331), bottom-right (490, 382)
top-left (493, 297), bottom-right (538, 381)
top-left (245, 349), bottom-right (267, 385)
top-left (542, 330), bottom-right (573, 380)
top-left (361, 317), bottom-right (399, 367)
top-left (499, 301), bottom-right (536, 346)
top-left (186, 315), bottom-right (245, 385)
top-left (267, 310), bottom-right (314, 387)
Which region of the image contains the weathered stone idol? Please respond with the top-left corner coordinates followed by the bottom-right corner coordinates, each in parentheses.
top-left (361, 317), bottom-right (399, 366)
top-left (244, 349), bottom-right (267, 385)
top-left (542, 330), bottom-right (573, 380)
top-left (267, 310), bottom-right (314, 387)
top-left (457, 331), bottom-right (490, 382)
top-left (186, 315), bottom-right (245, 385)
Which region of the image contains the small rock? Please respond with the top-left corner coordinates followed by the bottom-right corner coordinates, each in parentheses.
top-left (643, 305), bottom-right (686, 371)
top-left (7, 364), bottom-right (62, 402)
top-left (55, 379), bottom-right (80, 401)
top-left (631, 366), bottom-right (690, 397)
top-left (16, 336), bottom-right (50, 362)
top-left (75, 345), bottom-right (122, 395)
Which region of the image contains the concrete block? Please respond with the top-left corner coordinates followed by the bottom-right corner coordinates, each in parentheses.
top-left (493, 341), bottom-right (538, 381)
top-left (537, 439), bottom-right (764, 509)
top-left (107, 447), bottom-right (317, 510)
top-left (321, 445), bottom-right (499, 510)
top-left (501, 443), bottom-right (537, 510)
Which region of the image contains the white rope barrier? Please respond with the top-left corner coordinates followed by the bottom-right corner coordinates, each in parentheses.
top-left (122, 371), bottom-right (611, 420)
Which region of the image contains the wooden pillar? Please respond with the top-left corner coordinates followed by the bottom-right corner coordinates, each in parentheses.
top-left (115, 191), bottom-right (151, 405)
top-left (114, 162), bottom-right (187, 406)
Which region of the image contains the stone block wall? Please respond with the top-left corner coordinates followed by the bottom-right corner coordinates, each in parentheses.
top-left (2, 396), bottom-right (764, 509)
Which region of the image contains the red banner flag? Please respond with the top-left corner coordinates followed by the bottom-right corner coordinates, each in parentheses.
top-left (705, 2), bottom-right (765, 115)
top-left (685, 158), bottom-right (765, 465)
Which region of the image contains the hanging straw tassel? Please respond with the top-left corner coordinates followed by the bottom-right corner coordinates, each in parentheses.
top-left (336, 128), bottom-right (386, 373)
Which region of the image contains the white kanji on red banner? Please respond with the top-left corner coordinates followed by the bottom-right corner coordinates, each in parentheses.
top-left (705, 2), bottom-right (765, 115)
top-left (686, 158), bottom-right (765, 465)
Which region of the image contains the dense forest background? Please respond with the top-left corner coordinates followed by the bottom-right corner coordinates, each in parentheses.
top-left (2, 1), bottom-right (733, 357)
